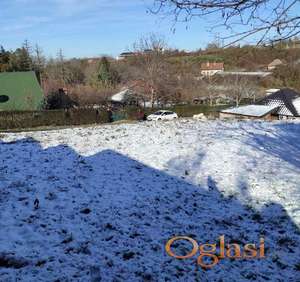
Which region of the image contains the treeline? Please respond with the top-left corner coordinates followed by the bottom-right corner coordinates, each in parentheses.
top-left (0, 41), bottom-right (41, 73)
top-left (1, 37), bottom-right (300, 110)
top-left (0, 37), bottom-right (187, 108)
top-left (0, 41), bottom-right (121, 107)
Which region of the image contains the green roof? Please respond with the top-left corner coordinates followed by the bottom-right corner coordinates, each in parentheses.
top-left (0, 71), bottom-right (44, 111)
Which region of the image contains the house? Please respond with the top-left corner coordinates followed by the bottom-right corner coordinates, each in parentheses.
top-left (220, 105), bottom-right (279, 120)
top-left (117, 52), bottom-right (137, 60)
top-left (110, 88), bottom-right (142, 107)
top-left (117, 49), bottom-right (165, 60)
top-left (292, 40), bottom-right (300, 49)
top-left (258, 88), bottom-right (300, 118)
top-left (265, 89), bottom-right (280, 95)
top-left (200, 62), bottom-right (224, 76)
top-left (111, 89), bottom-right (134, 104)
top-left (279, 39), bottom-right (300, 49)
top-left (0, 71), bottom-right (44, 111)
top-left (267, 59), bottom-right (284, 70)
top-left (87, 58), bottom-right (101, 64)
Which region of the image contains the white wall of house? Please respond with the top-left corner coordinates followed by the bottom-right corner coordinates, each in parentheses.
top-left (201, 70), bottom-right (222, 77)
top-left (266, 89), bottom-right (280, 95)
top-left (293, 97), bottom-right (300, 115)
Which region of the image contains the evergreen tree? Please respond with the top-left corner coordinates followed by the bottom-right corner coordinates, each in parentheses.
top-left (8, 41), bottom-right (33, 72)
top-left (0, 46), bottom-right (10, 72)
top-left (95, 57), bottom-right (119, 87)
top-left (97, 57), bottom-right (112, 86)
top-left (18, 47), bottom-right (33, 71)
top-left (17, 40), bottom-right (33, 71)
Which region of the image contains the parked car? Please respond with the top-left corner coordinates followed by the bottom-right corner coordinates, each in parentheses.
top-left (147, 110), bottom-right (178, 121)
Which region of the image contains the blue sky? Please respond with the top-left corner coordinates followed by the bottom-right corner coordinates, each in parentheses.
top-left (0, 0), bottom-right (218, 58)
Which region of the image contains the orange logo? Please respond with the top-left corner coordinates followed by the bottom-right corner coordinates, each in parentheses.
top-left (165, 235), bottom-right (265, 268)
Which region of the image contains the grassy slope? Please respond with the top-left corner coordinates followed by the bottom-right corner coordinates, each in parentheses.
top-left (167, 46), bottom-right (300, 71)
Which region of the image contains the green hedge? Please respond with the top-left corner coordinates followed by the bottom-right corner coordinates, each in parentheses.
top-left (0, 109), bottom-right (110, 130)
top-left (0, 105), bottom-right (225, 130)
top-left (166, 105), bottom-right (226, 117)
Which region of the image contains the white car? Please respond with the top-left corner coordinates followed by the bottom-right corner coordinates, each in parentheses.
top-left (147, 110), bottom-right (178, 121)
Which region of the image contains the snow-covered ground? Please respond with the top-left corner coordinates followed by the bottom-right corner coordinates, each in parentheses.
top-left (0, 119), bottom-right (299, 281)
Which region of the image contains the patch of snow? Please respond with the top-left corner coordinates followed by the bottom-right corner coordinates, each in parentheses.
top-left (193, 113), bottom-right (207, 120)
top-left (221, 105), bottom-right (278, 117)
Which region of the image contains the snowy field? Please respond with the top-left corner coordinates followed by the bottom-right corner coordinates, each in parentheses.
top-left (0, 119), bottom-right (299, 281)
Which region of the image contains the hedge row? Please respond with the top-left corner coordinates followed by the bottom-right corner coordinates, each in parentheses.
top-left (0, 105), bottom-right (224, 130)
top-left (0, 109), bottom-right (110, 130)
top-left (123, 104), bottom-right (225, 119)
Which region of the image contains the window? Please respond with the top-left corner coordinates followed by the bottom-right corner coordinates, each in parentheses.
top-left (0, 95), bottom-right (9, 103)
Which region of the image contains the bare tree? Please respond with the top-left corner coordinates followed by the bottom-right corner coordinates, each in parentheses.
top-left (131, 34), bottom-right (176, 107)
top-left (33, 44), bottom-right (46, 84)
top-left (203, 76), bottom-right (221, 106)
top-left (57, 49), bottom-right (67, 85)
top-left (225, 76), bottom-right (259, 106)
top-left (34, 45), bottom-right (45, 70)
top-left (151, 0), bottom-right (300, 45)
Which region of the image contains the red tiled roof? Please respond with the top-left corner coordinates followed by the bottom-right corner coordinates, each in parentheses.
top-left (201, 62), bottom-right (224, 71)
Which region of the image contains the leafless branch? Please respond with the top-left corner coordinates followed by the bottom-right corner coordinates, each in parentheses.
top-left (151, 0), bottom-right (300, 45)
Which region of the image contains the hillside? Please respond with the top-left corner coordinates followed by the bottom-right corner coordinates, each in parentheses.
top-left (167, 46), bottom-right (300, 71)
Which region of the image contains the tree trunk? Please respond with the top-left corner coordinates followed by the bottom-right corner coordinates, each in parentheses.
top-left (209, 95), bottom-right (213, 106)
top-left (150, 88), bottom-right (155, 108)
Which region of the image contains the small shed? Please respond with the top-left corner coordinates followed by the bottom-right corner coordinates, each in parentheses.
top-left (220, 105), bottom-right (279, 120)
top-left (0, 71), bottom-right (44, 111)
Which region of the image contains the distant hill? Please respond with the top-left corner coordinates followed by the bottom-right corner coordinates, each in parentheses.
top-left (167, 46), bottom-right (300, 71)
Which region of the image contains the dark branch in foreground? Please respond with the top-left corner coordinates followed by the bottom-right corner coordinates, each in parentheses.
top-left (151, 0), bottom-right (300, 45)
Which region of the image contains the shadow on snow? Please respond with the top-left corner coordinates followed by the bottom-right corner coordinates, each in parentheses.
top-left (246, 122), bottom-right (300, 169)
top-left (0, 137), bottom-right (299, 281)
